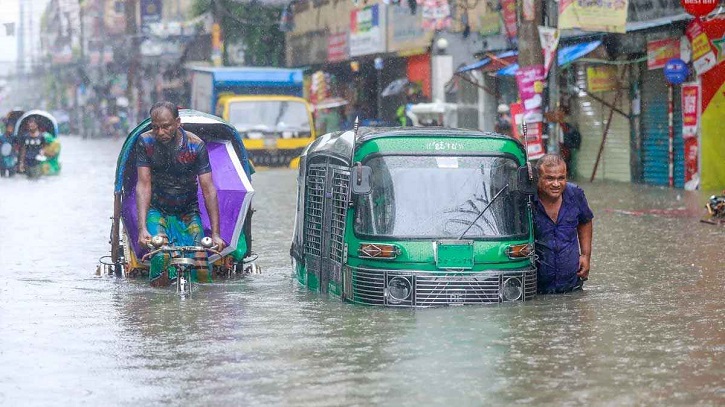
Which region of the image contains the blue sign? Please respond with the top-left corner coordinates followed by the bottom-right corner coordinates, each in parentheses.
top-left (140, 0), bottom-right (162, 34)
top-left (663, 58), bottom-right (689, 85)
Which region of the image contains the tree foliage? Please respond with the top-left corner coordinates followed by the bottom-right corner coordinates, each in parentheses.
top-left (192, 0), bottom-right (286, 67)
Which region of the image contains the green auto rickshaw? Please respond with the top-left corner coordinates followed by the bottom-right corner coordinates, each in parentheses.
top-left (290, 126), bottom-right (537, 307)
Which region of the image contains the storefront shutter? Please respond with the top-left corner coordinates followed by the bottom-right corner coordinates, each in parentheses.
top-left (571, 64), bottom-right (631, 182)
top-left (641, 67), bottom-right (684, 187)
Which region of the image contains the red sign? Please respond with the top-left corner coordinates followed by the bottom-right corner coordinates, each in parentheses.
top-left (500, 0), bottom-right (518, 40)
top-left (327, 32), bottom-right (348, 63)
top-left (647, 38), bottom-right (680, 70)
top-left (510, 102), bottom-right (545, 160)
top-left (686, 18), bottom-right (718, 74)
top-left (681, 0), bottom-right (718, 17)
top-left (681, 83), bottom-right (700, 137)
top-left (684, 137), bottom-right (699, 190)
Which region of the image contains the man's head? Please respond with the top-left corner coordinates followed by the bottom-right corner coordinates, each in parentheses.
top-left (27, 118), bottom-right (38, 132)
top-left (536, 154), bottom-right (567, 200)
top-left (149, 102), bottom-right (180, 145)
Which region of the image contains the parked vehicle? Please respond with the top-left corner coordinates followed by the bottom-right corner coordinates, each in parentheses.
top-left (189, 67), bottom-right (316, 168)
top-left (290, 126), bottom-right (537, 307)
top-left (102, 109), bottom-right (258, 280)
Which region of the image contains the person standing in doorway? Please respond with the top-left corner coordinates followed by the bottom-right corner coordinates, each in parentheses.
top-left (533, 154), bottom-right (593, 294)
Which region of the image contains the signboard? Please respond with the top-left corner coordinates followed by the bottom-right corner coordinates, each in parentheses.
top-left (327, 32), bottom-right (349, 63)
top-left (140, 0), bottom-right (162, 34)
top-left (539, 26), bottom-right (560, 78)
top-left (647, 38), bottom-right (680, 70)
top-left (387, 5), bottom-right (433, 54)
top-left (681, 82), bottom-right (700, 137)
top-left (559, 0), bottom-right (629, 33)
top-left (681, 0), bottom-right (718, 17)
top-left (663, 58), bottom-right (689, 84)
top-left (587, 66), bottom-right (618, 92)
top-left (350, 4), bottom-right (386, 57)
top-left (686, 18), bottom-right (717, 75)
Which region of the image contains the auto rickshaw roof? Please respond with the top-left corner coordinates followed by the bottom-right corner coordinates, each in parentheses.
top-left (302, 126), bottom-right (526, 166)
top-left (12, 110), bottom-right (59, 138)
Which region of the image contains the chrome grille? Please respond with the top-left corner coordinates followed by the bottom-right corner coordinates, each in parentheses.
top-left (304, 165), bottom-right (326, 257)
top-left (350, 266), bottom-right (537, 307)
top-left (329, 166), bottom-right (350, 264)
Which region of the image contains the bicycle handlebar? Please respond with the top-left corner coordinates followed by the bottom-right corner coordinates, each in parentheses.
top-left (141, 245), bottom-right (222, 262)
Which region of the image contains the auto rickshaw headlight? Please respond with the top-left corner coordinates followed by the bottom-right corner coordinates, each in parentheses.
top-left (386, 276), bottom-right (412, 302)
top-left (501, 277), bottom-right (523, 301)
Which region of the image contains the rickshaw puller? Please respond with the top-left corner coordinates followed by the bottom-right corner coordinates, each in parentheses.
top-left (135, 102), bottom-right (226, 284)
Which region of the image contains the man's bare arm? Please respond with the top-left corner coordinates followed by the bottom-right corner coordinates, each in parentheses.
top-left (136, 166), bottom-right (152, 243)
top-left (577, 220), bottom-right (593, 278)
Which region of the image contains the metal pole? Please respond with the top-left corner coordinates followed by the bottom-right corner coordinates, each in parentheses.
top-left (668, 83), bottom-right (674, 188)
top-left (376, 68), bottom-right (382, 121)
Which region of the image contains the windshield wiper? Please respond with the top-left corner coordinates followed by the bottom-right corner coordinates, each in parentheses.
top-left (457, 184), bottom-right (509, 240)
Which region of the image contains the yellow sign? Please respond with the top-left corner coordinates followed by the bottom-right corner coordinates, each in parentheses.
top-left (586, 66), bottom-right (618, 93)
top-left (559, 0), bottom-right (628, 33)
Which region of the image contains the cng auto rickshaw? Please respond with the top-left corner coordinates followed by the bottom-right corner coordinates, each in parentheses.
top-left (290, 126), bottom-right (537, 307)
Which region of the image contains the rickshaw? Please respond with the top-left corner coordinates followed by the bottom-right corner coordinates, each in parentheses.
top-left (13, 110), bottom-right (61, 176)
top-left (290, 126), bottom-right (537, 307)
top-left (101, 109), bottom-right (258, 286)
top-left (0, 110), bottom-right (24, 176)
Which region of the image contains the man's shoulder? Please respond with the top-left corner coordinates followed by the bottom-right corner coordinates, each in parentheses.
top-left (138, 131), bottom-right (154, 143)
top-left (184, 130), bottom-right (204, 146)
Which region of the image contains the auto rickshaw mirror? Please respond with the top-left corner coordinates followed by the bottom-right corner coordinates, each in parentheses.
top-left (517, 165), bottom-right (536, 195)
top-left (350, 163), bottom-right (372, 195)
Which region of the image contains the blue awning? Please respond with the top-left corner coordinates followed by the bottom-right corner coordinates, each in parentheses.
top-left (495, 40), bottom-right (602, 76)
top-left (457, 50), bottom-right (518, 73)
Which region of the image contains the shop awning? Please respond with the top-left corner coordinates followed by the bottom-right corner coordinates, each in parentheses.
top-left (494, 40), bottom-right (602, 76)
top-left (457, 50), bottom-right (518, 73)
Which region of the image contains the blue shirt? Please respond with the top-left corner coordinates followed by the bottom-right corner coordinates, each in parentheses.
top-left (533, 183), bottom-right (594, 293)
top-left (136, 128), bottom-right (212, 215)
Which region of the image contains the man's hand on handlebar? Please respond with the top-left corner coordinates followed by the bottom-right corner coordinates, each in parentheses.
top-left (211, 233), bottom-right (226, 252)
top-left (138, 228), bottom-right (152, 247)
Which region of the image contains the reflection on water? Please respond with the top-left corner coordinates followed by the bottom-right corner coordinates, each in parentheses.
top-left (0, 137), bottom-right (722, 406)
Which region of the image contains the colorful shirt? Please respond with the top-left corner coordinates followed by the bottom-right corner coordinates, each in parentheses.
top-left (533, 183), bottom-right (594, 294)
top-left (21, 132), bottom-right (49, 167)
top-left (136, 128), bottom-right (212, 215)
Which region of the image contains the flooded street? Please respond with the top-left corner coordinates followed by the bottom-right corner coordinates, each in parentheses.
top-left (0, 136), bottom-right (722, 406)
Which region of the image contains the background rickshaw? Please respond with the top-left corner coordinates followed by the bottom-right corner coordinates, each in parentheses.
top-left (13, 110), bottom-right (61, 176)
top-left (104, 109), bottom-right (257, 281)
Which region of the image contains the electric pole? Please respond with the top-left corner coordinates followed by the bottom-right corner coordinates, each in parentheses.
top-left (518, 0), bottom-right (544, 71)
top-left (126, 0), bottom-right (140, 124)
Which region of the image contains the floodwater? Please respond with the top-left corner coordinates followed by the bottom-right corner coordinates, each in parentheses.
top-left (0, 136), bottom-right (722, 406)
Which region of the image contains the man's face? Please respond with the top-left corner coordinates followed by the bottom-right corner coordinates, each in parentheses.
top-left (150, 108), bottom-right (180, 145)
top-left (28, 120), bottom-right (38, 132)
top-left (537, 163), bottom-right (567, 200)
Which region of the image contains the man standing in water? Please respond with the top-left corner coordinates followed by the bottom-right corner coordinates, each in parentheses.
top-left (136, 102), bottom-right (226, 285)
top-left (533, 154), bottom-right (593, 294)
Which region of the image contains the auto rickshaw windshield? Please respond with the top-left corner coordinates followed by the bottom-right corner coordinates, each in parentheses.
top-left (354, 155), bottom-right (530, 238)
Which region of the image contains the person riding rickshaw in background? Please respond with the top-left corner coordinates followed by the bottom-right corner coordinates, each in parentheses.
top-left (17, 117), bottom-right (61, 178)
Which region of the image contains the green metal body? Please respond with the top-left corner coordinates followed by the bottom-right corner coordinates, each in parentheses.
top-left (291, 128), bottom-right (536, 307)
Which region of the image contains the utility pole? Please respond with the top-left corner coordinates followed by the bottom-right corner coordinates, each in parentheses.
top-left (126, 0), bottom-right (141, 124)
top-left (517, 0), bottom-right (545, 158)
top-left (545, 0), bottom-right (560, 154)
top-left (17, 0), bottom-right (25, 81)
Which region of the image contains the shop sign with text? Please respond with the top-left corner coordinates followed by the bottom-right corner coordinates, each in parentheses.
top-left (559, 0), bottom-right (629, 33)
top-left (681, 82), bottom-right (700, 138)
top-left (586, 66), bottom-right (618, 92)
top-left (686, 18), bottom-right (717, 75)
top-left (388, 5), bottom-right (433, 53)
top-left (327, 32), bottom-right (349, 62)
top-left (350, 4), bottom-right (386, 57)
top-left (647, 38), bottom-right (680, 70)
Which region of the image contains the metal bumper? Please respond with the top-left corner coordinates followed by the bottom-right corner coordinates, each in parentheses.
top-left (345, 265), bottom-right (537, 307)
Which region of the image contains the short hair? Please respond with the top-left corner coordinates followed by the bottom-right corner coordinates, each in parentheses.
top-left (535, 153), bottom-right (566, 175)
top-left (149, 101), bottom-right (179, 119)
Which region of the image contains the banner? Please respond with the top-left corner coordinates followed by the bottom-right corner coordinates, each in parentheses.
top-left (350, 4), bottom-right (386, 56)
top-left (559, 0), bottom-right (628, 33)
top-left (586, 66), bottom-right (618, 93)
top-left (686, 18), bottom-right (717, 75)
top-left (500, 0), bottom-right (518, 41)
top-left (140, 0), bottom-right (162, 34)
top-left (681, 82), bottom-right (700, 138)
top-left (515, 65), bottom-right (546, 160)
top-left (538, 26), bottom-right (560, 78)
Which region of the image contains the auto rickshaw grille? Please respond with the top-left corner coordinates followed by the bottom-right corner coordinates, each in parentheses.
top-left (303, 165), bottom-right (326, 257)
top-left (350, 266), bottom-right (537, 307)
top-left (329, 167), bottom-right (350, 264)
